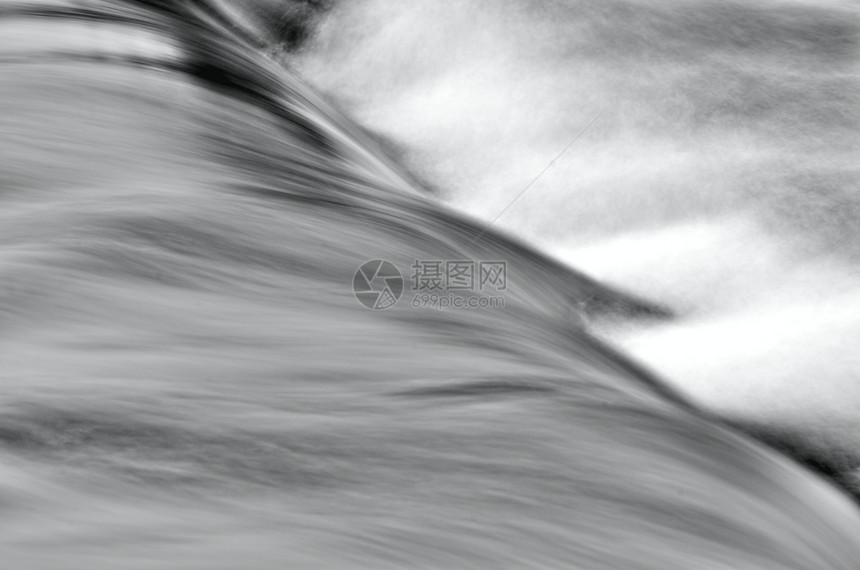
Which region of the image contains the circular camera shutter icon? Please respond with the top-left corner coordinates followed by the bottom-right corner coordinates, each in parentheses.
top-left (353, 260), bottom-right (404, 310)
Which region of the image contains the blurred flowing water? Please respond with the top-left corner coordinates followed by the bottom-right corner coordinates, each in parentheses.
top-left (294, 0), bottom-right (860, 479)
top-left (0, 1), bottom-right (859, 568)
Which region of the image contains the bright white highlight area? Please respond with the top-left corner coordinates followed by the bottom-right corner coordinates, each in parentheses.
top-left (553, 217), bottom-right (860, 447)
